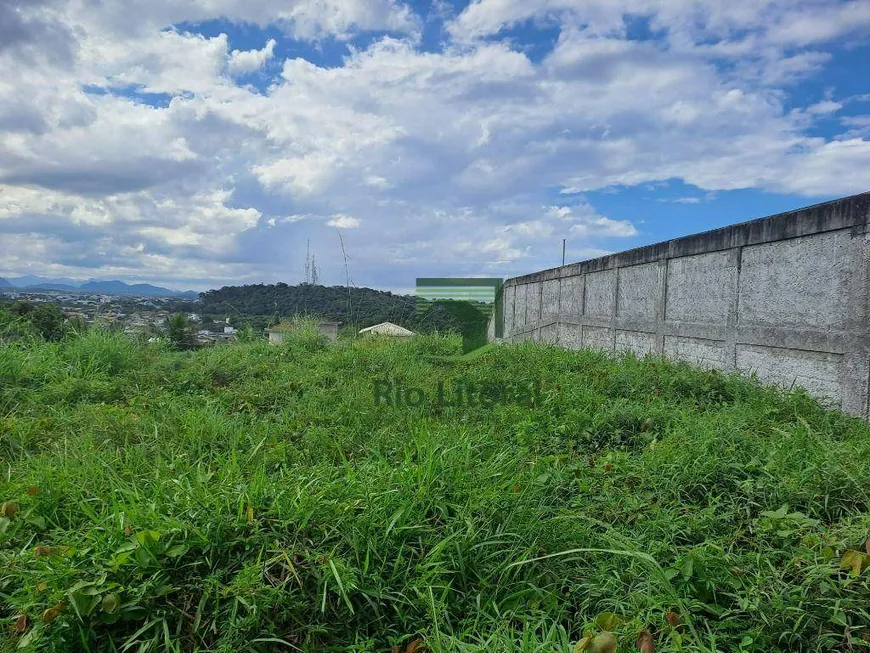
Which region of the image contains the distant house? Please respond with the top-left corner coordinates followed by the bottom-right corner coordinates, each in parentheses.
top-left (318, 322), bottom-right (341, 340)
top-left (358, 322), bottom-right (414, 337)
top-left (267, 321), bottom-right (341, 344)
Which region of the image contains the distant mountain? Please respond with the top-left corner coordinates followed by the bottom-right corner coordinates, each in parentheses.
top-left (2, 275), bottom-right (196, 297)
top-left (79, 280), bottom-right (138, 293)
top-left (78, 280), bottom-right (189, 297)
top-left (27, 284), bottom-right (79, 291)
top-left (9, 275), bottom-right (82, 288)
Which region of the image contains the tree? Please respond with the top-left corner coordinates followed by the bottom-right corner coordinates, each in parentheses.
top-left (166, 313), bottom-right (195, 350)
top-left (5, 302), bottom-right (66, 341)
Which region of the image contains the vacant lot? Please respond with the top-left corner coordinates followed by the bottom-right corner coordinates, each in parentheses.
top-left (2, 330), bottom-right (869, 652)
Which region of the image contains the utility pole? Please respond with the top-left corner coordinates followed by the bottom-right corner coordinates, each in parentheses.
top-left (562, 239), bottom-right (566, 266)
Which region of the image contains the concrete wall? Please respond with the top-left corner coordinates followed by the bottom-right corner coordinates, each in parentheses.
top-left (495, 193), bottom-right (870, 417)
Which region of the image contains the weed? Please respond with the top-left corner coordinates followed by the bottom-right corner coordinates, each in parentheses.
top-left (1, 332), bottom-right (869, 651)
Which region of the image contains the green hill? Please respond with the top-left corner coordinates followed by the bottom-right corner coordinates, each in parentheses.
top-left (200, 282), bottom-right (417, 326)
top-left (199, 283), bottom-right (492, 334)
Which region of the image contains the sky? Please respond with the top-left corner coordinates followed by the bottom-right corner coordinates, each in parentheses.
top-left (1, 0), bottom-right (869, 292)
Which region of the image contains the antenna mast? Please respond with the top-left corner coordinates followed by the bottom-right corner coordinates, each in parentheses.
top-left (304, 239), bottom-right (311, 284)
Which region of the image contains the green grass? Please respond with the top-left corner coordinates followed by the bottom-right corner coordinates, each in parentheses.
top-left (1, 329), bottom-right (869, 652)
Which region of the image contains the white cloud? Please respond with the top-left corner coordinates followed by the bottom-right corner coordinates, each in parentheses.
top-left (753, 52), bottom-right (833, 85)
top-left (0, 183), bottom-right (262, 289)
top-left (0, 0), bottom-right (868, 288)
top-left (253, 154), bottom-right (340, 196)
top-left (501, 203), bottom-right (637, 262)
top-left (269, 0), bottom-right (420, 40)
top-left (805, 99), bottom-right (842, 115)
top-left (65, 0), bottom-right (420, 41)
top-left (327, 214), bottom-right (361, 228)
top-left (80, 30), bottom-right (231, 95)
top-left (450, 0), bottom-right (870, 47)
top-left (842, 116), bottom-right (870, 128)
top-left (545, 204), bottom-right (638, 237)
top-left (768, 138), bottom-right (870, 196)
top-left (228, 39), bottom-right (276, 76)
top-left (766, 1), bottom-right (870, 46)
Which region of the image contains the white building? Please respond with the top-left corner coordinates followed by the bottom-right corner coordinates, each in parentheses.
top-left (358, 322), bottom-right (414, 337)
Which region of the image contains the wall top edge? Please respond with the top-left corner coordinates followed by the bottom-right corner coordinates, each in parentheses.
top-left (506, 191), bottom-right (870, 286)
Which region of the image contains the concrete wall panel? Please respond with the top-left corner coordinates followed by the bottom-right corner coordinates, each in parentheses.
top-left (617, 264), bottom-right (660, 320)
top-left (584, 326), bottom-right (613, 351)
top-left (615, 330), bottom-right (656, 357)
top-left (666, 251), bottom-right (734, 324)
top-left (664, 335), bottom-right (728, 370)
top-left (515, 284), bottom-right (528, 328)
top-left (542, 280), bottom-right (560, 320)
top-left (736, 345), bottom-right (843, 407)
top-left (561, 275), bottom-right (583, 317)
top-left (739, 230), bottom-right (855, 330)
top-left (585, 270), bottom-right (615, 318)
top-left (558, 323), bottom-right (583, 349)
top-left (540, 324), bottom-right (558, 344)
top-left (526, 282), bottom-right (543, 326)
top-left (503, 285), bottom-right (516, 335)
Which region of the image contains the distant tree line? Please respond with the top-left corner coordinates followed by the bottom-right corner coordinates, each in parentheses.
top-left (197, 283), bottom-right (491, 334)
top-left (0, 284), bottom-right (497, 345)
top-left (0, 301), bottom-right (82, 342)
